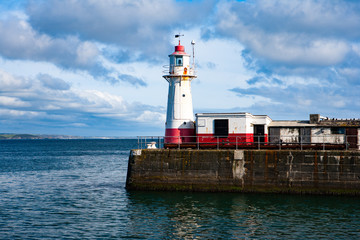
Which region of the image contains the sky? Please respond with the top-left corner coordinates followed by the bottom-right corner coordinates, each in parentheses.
top-left (0, 0), bottom-right (360, 137)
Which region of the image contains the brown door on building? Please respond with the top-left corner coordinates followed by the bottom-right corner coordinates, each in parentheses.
top-left (346, 128), bottom-right (358, 149)
top-left (269, 128), bottom-right (280, 144)
top-left (254, 125), bottom-right (265, 143)
top-left (300, 128), bottom-right (311, 145)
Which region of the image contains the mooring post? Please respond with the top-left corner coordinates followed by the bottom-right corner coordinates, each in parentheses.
top-left (346, 136), bottom-right (348, 150)
top-left (279, 137), bottom-right (281, 150)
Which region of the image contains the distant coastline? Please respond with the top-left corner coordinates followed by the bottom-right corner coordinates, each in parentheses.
top-left (0, 133), bottom-right (83, 140)
top-left (0, 133), bottom-right (135, 140)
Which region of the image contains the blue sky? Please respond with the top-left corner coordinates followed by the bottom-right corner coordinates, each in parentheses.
top-left (0, 0), bottom-right (359, 136)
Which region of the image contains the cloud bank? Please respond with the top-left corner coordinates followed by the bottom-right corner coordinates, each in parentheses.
top-left (0, 69), bottom-right (165, 135)
top-left (0, 0), bottom-right (359, 136)
top-left (211, 0), bottom-right (360, 118)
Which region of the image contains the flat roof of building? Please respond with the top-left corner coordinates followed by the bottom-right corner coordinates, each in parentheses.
top-left (196, 112), bottom-right (270, 117)
top-left (269, 120), bottom-right (316, 127)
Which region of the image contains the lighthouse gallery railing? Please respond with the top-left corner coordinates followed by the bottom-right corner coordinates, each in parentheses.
top-left (162, 65), bottom-right (196, 76)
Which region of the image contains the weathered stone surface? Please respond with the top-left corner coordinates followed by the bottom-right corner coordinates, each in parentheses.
top-left (126, 149), bottom-right (360, 195)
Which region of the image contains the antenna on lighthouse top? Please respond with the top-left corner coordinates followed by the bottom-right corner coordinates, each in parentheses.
top-left (175, 33), bottom-right (184, 45)
top-left (191, 40), bottom-right (196, 71)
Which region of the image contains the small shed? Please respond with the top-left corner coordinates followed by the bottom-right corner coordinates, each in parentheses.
top-left (195, 113), bottom-right (272, 144)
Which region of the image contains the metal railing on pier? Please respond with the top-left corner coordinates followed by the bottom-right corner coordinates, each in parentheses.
top-left (138, 136), bottom-right (165, 149)
top-left (137, 135), bottom-right (359, 151)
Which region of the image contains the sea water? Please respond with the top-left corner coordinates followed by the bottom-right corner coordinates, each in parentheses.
top-left (0, 139), bottom-right (359, 239)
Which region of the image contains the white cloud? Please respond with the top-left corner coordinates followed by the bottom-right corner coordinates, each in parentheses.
top-left (249, 34), bottom-right (349, 66)
top-left (0, 109), bottom-right (43, 118)
top-left (352, 43), bottom-right (360, 56)
top-left (0, 16), bottom-right (100, 68)
top-left (76, 42), bottom-right (100, 66)
top-left (0, 69), bottom-right (30, 89)
top-left (135, 110), bottom-right (166, 123)
top-left (337, 67), bottom-right (360, 82)
top-left (0, 96), bottom-right (30, 107)
top-left (74, 89), bottom-right (127, 114)
top-left (69, 123), bottom-right (88, 128)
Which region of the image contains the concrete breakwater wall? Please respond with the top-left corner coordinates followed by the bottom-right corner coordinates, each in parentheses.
top-left (126, 149), bottom-right (360, 195)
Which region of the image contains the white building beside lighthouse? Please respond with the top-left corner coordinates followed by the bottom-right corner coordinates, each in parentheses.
top-left (163, 37), bottom-right (197, 144)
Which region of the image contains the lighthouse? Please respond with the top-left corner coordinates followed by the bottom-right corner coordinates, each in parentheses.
top-left (163, 35), bottom-right (197, 144)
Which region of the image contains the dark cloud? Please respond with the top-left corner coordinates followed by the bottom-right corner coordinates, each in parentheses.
top-left (0, 17), bottom-right (99, 68)
top-left (246, 76), bottom-right (264, 85)
top-left (227, 0), bottom-right (360, 39)
top-left (118, 74), bottom-right (147, 87)
top-left (102, 47), bottom-right (133, 64)
top-left (246, 75), bottom-right (282, 86)
top-left (200, 27), bottom-right (216, 41)
top-left (38, 73), bottom-right (70, 90)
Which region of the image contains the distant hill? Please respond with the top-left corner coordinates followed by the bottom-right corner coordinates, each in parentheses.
top-left (0, 134), bottom-right (39, 139)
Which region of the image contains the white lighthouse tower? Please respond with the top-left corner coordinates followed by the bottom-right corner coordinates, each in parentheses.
top-left (163, 35), bottom-right (197, 144)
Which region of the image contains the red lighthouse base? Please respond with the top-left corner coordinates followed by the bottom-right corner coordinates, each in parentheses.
top-left (165, 128), bottom-right (196, 144)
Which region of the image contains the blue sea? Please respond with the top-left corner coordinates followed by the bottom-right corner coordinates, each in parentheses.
top-left (0, 139), bottom-right (359, 239)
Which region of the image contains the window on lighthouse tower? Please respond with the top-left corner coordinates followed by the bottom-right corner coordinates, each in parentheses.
top-left (175, 56), bottom-right (183, 66)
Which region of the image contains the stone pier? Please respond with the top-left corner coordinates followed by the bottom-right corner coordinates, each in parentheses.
top-left (126, 149), bottom-right (360, 195)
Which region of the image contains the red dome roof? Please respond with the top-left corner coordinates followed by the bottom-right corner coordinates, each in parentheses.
top-left (171, 43), bottom-right (187, 55)
top-left (175, 45), bottom-right (184, 52)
